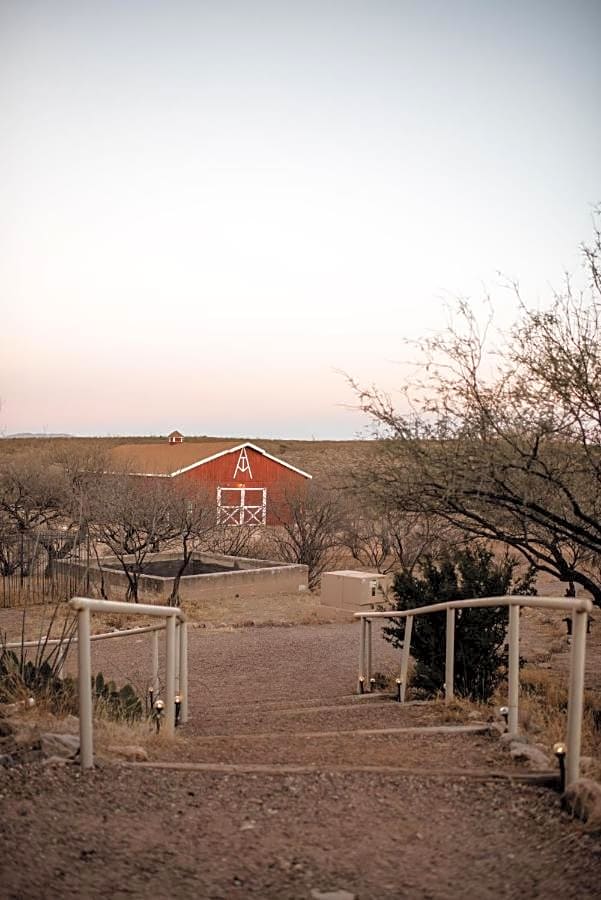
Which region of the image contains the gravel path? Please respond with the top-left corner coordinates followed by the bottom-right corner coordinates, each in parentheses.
top-left (1, 764), bottom-right (600, 899)
top-left (2, 621), bottom-right (601, 898)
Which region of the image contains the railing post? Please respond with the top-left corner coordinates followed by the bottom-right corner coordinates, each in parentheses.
top-left (175, 621), bottom-right (181, 694)
top-left (151, 629), bottom-right (159, 694)
top-left (566, 608), bottom-right (588, 786)
top-left (399, 615), bottom-right (413, 703)
top-left (164, 614), bottom-right (176, 738)
top-left (358, 617), bottom-right (366, 693)
top-left (366, 618), bottom-right (373, 689)
top-left (508, 603), bottom-right (520, 735)
top-left (77, 607), bottom-right (94, 769)
top-left (179, 620), bottom-right (188, 724)
top-left (445, 607), bottom-right (455, 702)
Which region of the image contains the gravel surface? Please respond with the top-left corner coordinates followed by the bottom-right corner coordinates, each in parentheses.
top-left (2, 620), bottom-right (601, 898)
top-left (1, 764), bottom-right (600, 899)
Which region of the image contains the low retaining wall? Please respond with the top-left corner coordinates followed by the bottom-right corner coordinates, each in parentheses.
top-left (58, 551), bottom-right (308, 605)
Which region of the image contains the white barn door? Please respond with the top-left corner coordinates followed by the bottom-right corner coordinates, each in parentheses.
top-left (217, 487), bottom-right (267, 525)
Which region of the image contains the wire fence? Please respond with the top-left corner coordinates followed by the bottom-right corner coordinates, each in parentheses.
top-left (0, 528), bottom-right (90, 609)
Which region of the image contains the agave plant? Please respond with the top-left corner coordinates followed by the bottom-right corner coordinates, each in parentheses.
top-left (0, 601), bottom-right (77, 709)
top-left (92, 671), bottom-right (143, 722)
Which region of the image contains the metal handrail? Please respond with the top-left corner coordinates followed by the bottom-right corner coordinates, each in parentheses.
top-left (4, 623), bottom-right (166, 649)
top-left (355, 595), bottom-right (593, 786)
top-left (68, 597), bottom-right (188, 769)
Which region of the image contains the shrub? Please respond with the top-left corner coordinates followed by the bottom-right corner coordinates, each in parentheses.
top-left (384, 545), bottom-right (536, 702)
top-left (0, 604), bottom-right (143, 722)
top-left (93, 672), bottom-right (143, 722)
top-left (0, 647), bottom-right (76, 708)
top-left (0, 604), bottom-right (77, 711)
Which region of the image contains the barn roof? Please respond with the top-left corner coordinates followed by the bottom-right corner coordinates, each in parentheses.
top-left (107, 441), bottom-right (312, 479)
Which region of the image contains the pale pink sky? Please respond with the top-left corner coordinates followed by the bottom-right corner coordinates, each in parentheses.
top-left (1, 1), bottom-right (599, 438)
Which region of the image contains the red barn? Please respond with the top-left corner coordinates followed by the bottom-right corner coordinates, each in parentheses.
top-left (107, 434), bottom-right (312, 525)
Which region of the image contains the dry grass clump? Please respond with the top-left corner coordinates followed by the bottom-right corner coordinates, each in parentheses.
top-left (93, 714), bottom-right (180, 758)
top-left (4, 691), bottom-right (182, 762)
top-left (562, 779), bottom-right (601, 831)
top-left (519, 667), bottom-right (601, 778)
top-left (180, 592), bottom-right (355, 628)
top-left (438, 697), bottom-right (488, 723)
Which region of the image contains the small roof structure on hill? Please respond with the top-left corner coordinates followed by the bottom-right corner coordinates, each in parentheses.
top-left (107, 439), bottom-right (312, 479)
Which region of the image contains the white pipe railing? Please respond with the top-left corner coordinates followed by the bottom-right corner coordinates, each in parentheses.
top-left (4, 622), bottom-right (165, 687)
top-left (355, 595), bottom-right (592, 786)
top-left (5, 622), bottom-right (166, 648)
top-left (67, 597), bottom-right (188, 769)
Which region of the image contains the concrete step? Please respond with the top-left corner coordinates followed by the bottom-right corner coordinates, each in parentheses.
top-left (186, 723), bottom-right (491, 742)
top-left (187, 696), bottom-right (471, 737)
top-left (128, 759), bottom-right (559, 786)
top-left (160, 721), bottom-right (510, 771)
top-left (199, 690), bottom-right (401, 713)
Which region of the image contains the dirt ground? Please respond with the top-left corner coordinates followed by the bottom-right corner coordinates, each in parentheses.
top-left (0, 591), bottom-right (355, 641)
top-left (2, 620), bottom-right (601, 899)
top-left (3, 762), bottom-right (601, 900)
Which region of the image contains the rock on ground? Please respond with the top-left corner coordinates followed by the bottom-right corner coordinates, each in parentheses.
top-left (106, 744), bottom-right (149, 762)
top-left (509, 743), bottom-right (552, 769)
top-left (562, 778), bottom-right (601, 829)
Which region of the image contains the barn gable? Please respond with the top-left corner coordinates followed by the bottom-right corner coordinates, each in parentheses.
top-left (168, 443), bottom-right (311, 481)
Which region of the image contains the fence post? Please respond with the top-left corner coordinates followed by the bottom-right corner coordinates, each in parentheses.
top-left (77, 607), bottom-right (94, 769)
top-left (164, 615), bottom-right (176, 737)
top-left (508, 603), bottom-right (520, 735)
top-left (566, 608), bottom-right (588, 785)
top-left (179, 620), bottom-right (188, 724)
top-left (399, 615), bottom-right (413, 703)
top-left (445, 607), bottom-right (455, 702)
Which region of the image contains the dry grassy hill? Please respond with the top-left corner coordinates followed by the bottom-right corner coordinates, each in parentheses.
top-left (0, 435), bottom-right (381, 485)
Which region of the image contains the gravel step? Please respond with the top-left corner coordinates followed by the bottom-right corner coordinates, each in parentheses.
top-left (187, 699), bottom-right (470, 737)
top-left (129, 759), bottom-right (558, 784)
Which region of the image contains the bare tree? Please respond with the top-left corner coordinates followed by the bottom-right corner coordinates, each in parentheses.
top-left (89, 474), bottom-right (179, 602)
top-left (267, 485), bottom-right (345, 590)
top-left (353, 214), bottom-right (601, 606)
top-left (0, 450), bottom-right (72, 577)
top-left (166, 487), bottom-right (218, 605)
top-left (340, 502), bottom-right (457, 575)
top-left (0, 450), bottom-right (67, 535)
top-left (202, 524), bottom-right (262, 559)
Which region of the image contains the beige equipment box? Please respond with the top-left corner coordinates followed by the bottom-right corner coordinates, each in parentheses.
top-left (320, 570), bottom-right (391, 610)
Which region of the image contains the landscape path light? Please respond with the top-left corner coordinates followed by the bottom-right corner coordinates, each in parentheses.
top-left (395, 678), bottom-right (402, 702)
top-left (154, 699), bottom-right (165, 734)
top-left (499, 706), bottom-right (509, 730)
top-left (553, 742), bottom-right (567, 792)
top-left (175, 694), bottom-right (182, 727)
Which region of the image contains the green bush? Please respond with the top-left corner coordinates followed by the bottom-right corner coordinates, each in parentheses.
top-left (384, 545), bottom-right (536, 702)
